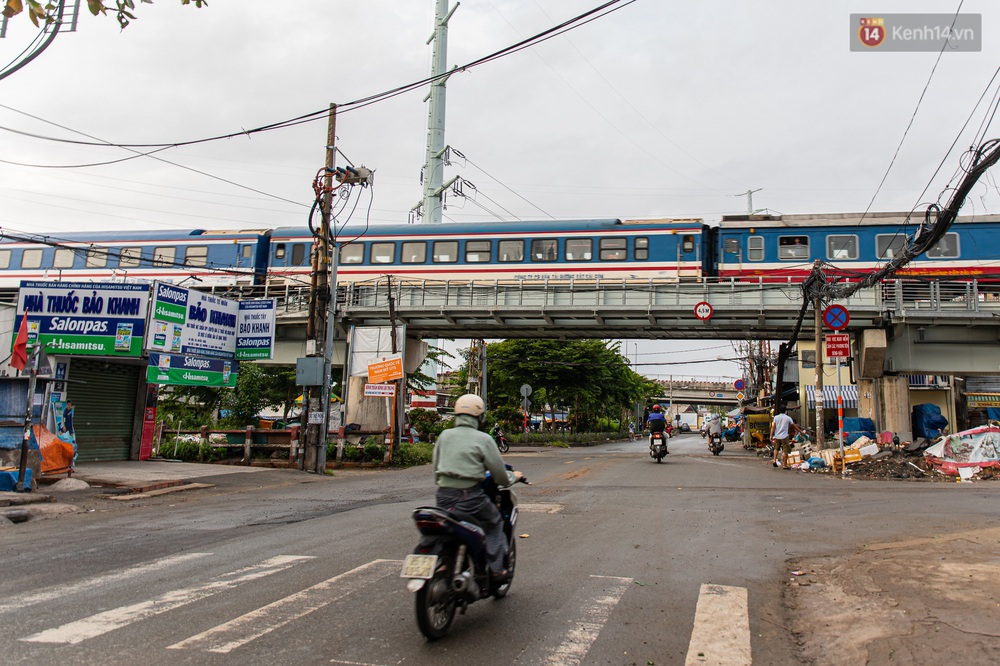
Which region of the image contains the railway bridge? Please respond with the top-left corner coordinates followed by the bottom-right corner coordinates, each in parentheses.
top-left (259, 277), bottom-right (1000, 375)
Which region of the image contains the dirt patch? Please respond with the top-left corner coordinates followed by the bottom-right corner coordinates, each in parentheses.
top-left (785, 527), bottom-right (1000, 665)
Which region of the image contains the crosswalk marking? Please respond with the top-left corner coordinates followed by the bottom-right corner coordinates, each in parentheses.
top-left (168, 559), bottom-right (401, 654)
top-left (20, 555), bottom-right (313, 645)
top-left (540, 574), bottom-right (633, 666)
top-left (0, 552), bottom-right (212, 615)
top-left (685, 584), bottom-right (752, 666)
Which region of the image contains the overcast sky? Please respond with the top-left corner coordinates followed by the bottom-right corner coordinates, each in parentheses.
top-left (2, 0), bottom-right (999, 380)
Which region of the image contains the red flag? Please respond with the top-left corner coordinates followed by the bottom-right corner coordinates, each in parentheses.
top-left (10, 313), bottom-right (28, 372)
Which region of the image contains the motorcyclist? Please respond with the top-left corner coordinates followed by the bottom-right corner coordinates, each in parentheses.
top-left (707, 413), bottom-right (723, 438)
top-left (627, 422), bottom-right (636, 440)
top-left (647, 405), bottom-right (668, 452)
top-left (433, 394), bottom-right (522, 579)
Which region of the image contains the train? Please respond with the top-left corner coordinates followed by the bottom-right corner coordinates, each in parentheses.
top-left (1, 211), bottom-right (998, 290)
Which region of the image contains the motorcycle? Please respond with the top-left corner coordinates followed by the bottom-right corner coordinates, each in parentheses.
top-left (723, 425), bottom-right (741, 442)
top-left (649, 430), bottom-right (668, 463)
top-left (490, 424), bottom-right (509, 454)
top-left (708, 431), bottom-right (724, 456)
top-left (404, 467), bottom-right (529, 640)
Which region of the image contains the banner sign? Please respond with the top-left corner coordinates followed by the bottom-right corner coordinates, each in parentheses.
top-left (147, 282), bottom-right (239, 359)
top-left (16, 281), bottom-right (149, 357)
top-left (364, 383), bottom-right (397, 397)
top-left (367, 355), bottom-right (403, 383)
top-left (146, 353), bottom-right (238, 388)
top-left (235, 299), bottom-right (276, 360)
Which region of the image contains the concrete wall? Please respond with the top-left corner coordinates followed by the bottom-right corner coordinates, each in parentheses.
top-left (881, 376), bottom-right (912, 441)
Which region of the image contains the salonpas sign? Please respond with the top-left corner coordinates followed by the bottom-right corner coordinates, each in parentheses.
top-left (146, 353), bottom-right (238, 388)
top-left (147, 282), bottom-right (239, 359)
top-left (235, 299), bottom-right (276, 360)
top-left (16, 281), bottom-right (150, 357)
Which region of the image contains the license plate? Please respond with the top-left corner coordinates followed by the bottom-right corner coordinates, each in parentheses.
top-left (401, 554), bottom-right (438, 579)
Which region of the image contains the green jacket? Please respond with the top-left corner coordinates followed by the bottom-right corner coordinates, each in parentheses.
top-left (433, 414), bottom-right (516, 489)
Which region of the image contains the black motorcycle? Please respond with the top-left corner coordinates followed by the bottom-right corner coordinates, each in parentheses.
top-left (491, 425), bottom-right (510, 454)
top-left (649, 430), bottom-right (668, 463)
top-left (708, 431), bottom-right (724, 456)
top-left (403, 467), bottom-right (528, 640)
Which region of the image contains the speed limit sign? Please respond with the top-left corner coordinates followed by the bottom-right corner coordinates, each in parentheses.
top-left (694, 301), bottom-right (713, 321)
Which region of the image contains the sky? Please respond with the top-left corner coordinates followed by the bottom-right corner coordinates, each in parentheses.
top-left (2, 0), bottom-right (999, 380)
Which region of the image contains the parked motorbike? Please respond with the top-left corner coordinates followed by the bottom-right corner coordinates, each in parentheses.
top-left (490, 424), bottom-right (510, 453)
top-left (708, 431), bottom-right (724, 456)
top-left (649, 431), bottom-right (668, 463)
top-left (404, 467), bottom-right (529, 640)
top-left (723, 425), bottom-right (741, 442)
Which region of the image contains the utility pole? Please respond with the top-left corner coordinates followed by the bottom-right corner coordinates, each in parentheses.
top-left (414, 0), bottom-right (458, 224)
top-left (814, 296), bottom-right (825, 446)
top-left (737, 188), bottom-right (763, 215)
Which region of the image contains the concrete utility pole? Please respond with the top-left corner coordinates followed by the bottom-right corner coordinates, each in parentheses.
top-left (416, 0), bottom-right (459, 224)
top-left (738, 188), bottom-right (763, 215)
top-left (305, 103), bottom-right (337, 473)
top-left (814, 296), bottom-right (825, 446)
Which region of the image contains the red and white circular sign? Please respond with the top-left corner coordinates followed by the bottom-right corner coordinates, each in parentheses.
top-left (694, 301), bottom-right (713, 320)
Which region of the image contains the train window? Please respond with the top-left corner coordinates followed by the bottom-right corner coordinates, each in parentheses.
top-left (747, 236), bottom-right (764, 261)
top-left (875, 234), bottom-right (905, 260)
top-left (531, 239), bottom-right (558, 262)
top-left (599, 238), bottom-right (626, 261)
top-left (778, 236), bottom-right (809, 260)
top-left (498, 240), bottom-right (523, 262)
top-left (635, 237), bottom-right (648, 260)
top-left (340, 244), bottom-right (364, 264)
top-left (433, 241), bottom-right (458, 263)
top-left (274, 244), bottom-right (286, 260)
top-left (242, 245), bottom-right (254, 259)
top-left (402, 241), bottom-right (426, 263)
top-left (86, 248), bottom-right (107, 268)
top-left (0, 249), bottom-right (10, 269)
top-left (53, 249), bottom-right (75, 269)
top-left (21, 249), bottom-right (43, 269)
top-left (152, 247), bottom-right (176, 267)
top-left (827, 235), bottom-right (858, 260)
top-left (291, 244), bottom-right (308, 266)
top-left (724, 238), bottom-right (740, 255)
top-left (682, 235), bottom-right (695, 253)
top-left (184, 246), bottom-right (208, 267)
top-left (926, 232), bottom-right (959, 259)
top-left (119, 247), bottom-right (141, 268)
top-left (371, 243), bottom-right (395, 264)
top-left (565, 239), bottom-right (592, 261)
top-left (466, 240), bottom-right (492, 263)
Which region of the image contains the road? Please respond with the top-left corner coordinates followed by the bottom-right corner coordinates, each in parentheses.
top-left (1, 433), bottom-right (998, 665)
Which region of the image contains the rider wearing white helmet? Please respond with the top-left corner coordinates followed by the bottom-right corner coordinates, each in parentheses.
top-left (433, 394), bottom-right (522, 578)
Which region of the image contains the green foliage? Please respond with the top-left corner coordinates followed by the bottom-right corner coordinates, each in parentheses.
top-left (166, 437), bottom-right (227, 463)
top-left (395, 441), bottom-right (435, 467)
top-left (339, 436), bottom-right (386, 463)
top-left (407, 344), bottom-right (455, 393)
top-left (4, 0), bottom-right (205, 29)
top-left (363, 439), bottom-right (384, 462)
top-left (408, 408), bottom-right (443, 440)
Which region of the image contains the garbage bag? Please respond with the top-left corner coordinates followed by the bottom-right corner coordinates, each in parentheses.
top-left (912, 404), bottom-right (948, 440)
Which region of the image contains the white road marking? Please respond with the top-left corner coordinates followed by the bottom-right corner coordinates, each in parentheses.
top-left (541, 574), bottom-right (632, 666)
top-left (685, 584), bottom-right (752, 666)
top-left (20, 555), bottom-right (313, 645)
top-left (168, 559), bottom-right (401, 654)
top-left (518, 503), bottom-right (565, 513)
top-left (0, 552), bottom-right (212, 615)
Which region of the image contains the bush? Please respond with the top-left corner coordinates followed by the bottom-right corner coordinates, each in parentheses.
top-left (166, 437), bottom-right (228, 463)
top-left (363, 438), bottom-right (384, 462)
top-left (395, 441), bottom-right (434, 467)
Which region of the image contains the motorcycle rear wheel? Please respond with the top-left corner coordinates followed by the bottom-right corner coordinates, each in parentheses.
top-left (493, 539), bottom-right (516, 599)
top-left (415, 568), bottom-right (457, 640)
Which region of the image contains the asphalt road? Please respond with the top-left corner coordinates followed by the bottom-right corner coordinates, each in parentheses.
top-left (1, 433), bottom-right (997, 665)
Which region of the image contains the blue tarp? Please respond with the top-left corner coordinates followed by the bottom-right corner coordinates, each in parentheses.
top-left (843, 417), bottom-right (876, 445)
top-left (988, 407), bottom-right (1000, 421)
top-left (912, 404), bottom-right (949, 440)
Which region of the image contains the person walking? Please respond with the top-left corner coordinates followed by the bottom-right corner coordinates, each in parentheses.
top-left (770, 404), bottom-right (798, 469)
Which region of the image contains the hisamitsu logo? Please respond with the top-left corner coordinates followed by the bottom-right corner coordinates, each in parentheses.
top-left (851, 14), bottom-right (981, 52)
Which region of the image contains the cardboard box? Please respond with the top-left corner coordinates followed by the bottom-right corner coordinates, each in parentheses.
top-left (786, 451), bottom-right (802, 466)
top-left (859, 443), bottom-right (880, 458)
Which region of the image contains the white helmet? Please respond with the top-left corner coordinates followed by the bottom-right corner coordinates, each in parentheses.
top-left (454, 394), bottom-right (486, 418)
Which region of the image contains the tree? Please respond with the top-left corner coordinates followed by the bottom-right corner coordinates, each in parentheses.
top-left (3, 0), bottom-right (206, 30)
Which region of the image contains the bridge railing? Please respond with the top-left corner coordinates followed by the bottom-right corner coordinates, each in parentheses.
top-left (881, 279), bottom-right (998, 313)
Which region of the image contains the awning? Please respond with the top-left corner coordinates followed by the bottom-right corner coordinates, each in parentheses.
top-left (966, 393), bottom-right (1000, 408)
top-left (805, 384), bottom-right (858, 409)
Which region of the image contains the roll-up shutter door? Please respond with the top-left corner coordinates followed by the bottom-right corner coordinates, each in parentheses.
top-left (67, 360), bottom-right (140, 462)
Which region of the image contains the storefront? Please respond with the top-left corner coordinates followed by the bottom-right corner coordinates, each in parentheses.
top-left (65, 358), bottom-right (143, 462)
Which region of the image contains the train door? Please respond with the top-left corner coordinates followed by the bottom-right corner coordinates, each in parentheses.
top-left (677, 232), bottom-right (700, 278)
top-left (718, 233), bottom-right (743, 277)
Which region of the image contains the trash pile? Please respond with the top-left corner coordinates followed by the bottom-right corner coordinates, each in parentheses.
top-left (776, 425), bottom-right (1000, 482)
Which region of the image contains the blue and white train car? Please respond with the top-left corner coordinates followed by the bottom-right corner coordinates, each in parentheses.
top-left (714, 212), bottom-right (1000, 282)
top-left (0, 229), bottom-right (271, 289)
top-left (267, 218), bottom-right (711, 285)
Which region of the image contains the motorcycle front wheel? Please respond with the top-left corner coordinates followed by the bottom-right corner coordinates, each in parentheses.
top-left (415, 565), bottom-right (457, 640)
top-left (497, 437), bottom-right (509, 454)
